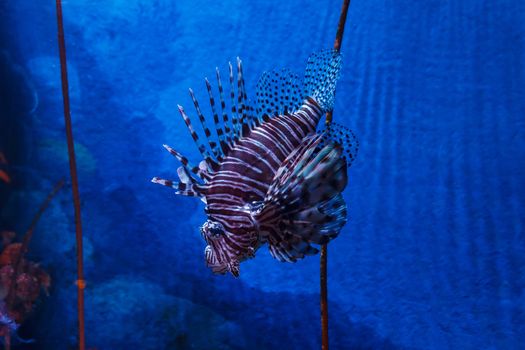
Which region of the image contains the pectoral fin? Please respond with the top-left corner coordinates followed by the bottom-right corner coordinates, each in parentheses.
top-left (255, 134), bottom-right (348, 262)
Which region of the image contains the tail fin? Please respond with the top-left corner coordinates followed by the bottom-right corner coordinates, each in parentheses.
top-left (303, 50), bottom-right (342, 112)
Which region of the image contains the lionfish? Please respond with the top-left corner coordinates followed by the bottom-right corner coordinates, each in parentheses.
top-left (152, 50), bottom-right (358, 277)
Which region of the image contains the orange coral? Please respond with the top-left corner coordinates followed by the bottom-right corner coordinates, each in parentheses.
top-left (0, 232), bottom-right (51, 334)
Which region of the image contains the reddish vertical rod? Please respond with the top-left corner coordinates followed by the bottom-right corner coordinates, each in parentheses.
top-left (7, 179), bottom-right (64, 307)
top-left (54, 1), bottom-right (86, 349)
top-left (321, 1), bottom-right (351, 349)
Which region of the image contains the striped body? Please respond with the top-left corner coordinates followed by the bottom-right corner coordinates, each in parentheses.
top-left (152, 50), bottom-right (356, 277)
top-left (207, 98), bottom-right (322, 206)
top-left (203, 98), bottom-right (324, 272)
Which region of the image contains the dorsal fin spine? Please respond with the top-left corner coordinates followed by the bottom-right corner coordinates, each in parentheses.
top-left (177, 104), bottom-right (212, 161)
top-left (162, 144), bottom-right (207, 182)
top-left (188, 88), bottom-right (221, 161)
top-left (228, 62), bottom-right (240, 138)
top-left (215, 67), bottom-right (234, 147)
top-left (205, 77), bottom-right (228, 156)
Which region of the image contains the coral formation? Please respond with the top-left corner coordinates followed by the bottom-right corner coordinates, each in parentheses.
top-left (0, 231), bottom-right (50, 341)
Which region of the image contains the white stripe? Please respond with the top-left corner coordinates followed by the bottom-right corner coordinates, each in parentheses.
top-left (263, 121), bottom-right (296, 151)
top-left (211, 179), bottom-right (266, 197)
top-left (248, 130), bottom-right (289, 162)
top-left (214, 171), bottom-right (271, 190)
top-left (220, 160), bottom-right (263, 174)
top-left (273, 117), bottom-right (302, 144)
top-left (234, 145), bottom-right (278, 173)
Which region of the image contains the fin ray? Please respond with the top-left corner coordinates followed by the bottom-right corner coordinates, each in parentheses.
top-left (151, 176), bottom-right (205, 198)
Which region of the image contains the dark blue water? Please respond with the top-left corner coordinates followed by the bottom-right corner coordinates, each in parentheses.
top-left (1, 0), bottom-right (524, 349)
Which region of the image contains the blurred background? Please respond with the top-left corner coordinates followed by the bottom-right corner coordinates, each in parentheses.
top-left (0, 0), bottom-right (524, 349)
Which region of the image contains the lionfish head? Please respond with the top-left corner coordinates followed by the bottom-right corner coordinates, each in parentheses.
top-left (200, 219), bottom-right (255, 277)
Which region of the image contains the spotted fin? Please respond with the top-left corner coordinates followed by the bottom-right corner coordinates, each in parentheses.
top-left (255, 50), bottom-right (342, 121)
top-left (321, 122), bottom-right (359, 167)
top-left (256, 68), bottom-right (303, 118)
top-left (303, 50), bottom-right (342, 112)
top-left (255, 134), bottom-right (348, 262)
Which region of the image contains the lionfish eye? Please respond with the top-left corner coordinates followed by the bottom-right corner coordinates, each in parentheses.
top-left (209, 227), bottom-right (223, 237)
top-left (203, 220), bottom-right (225, 239)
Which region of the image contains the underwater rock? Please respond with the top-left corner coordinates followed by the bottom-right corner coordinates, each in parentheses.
top-left (36, 138), bottom-right (97, 175)
top-left (25, 55), bottom-right (83, 141)
top-left (85, 276), bottom-right (247, 350)
top-left (26, 56), bottom-right (80, 108)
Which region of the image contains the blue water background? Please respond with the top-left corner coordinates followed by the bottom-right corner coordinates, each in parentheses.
top-left (0, 0), bottom-right (524, 349)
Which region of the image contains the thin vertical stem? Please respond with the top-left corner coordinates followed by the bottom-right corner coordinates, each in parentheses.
top-left (325, 0), bottom-right (351, 127)
top-left (333, 0), bottom-right (351, 53)
top-left (320, 244), bottom-right (329, 350)
top-left (322, 1), bottom-right (351, 349)
top-left (4, 332), bottom-right (10, 350)
top-left (54, 1), bottom-right (86, 349)
top-left (13, 180), bottom-right (64, 274)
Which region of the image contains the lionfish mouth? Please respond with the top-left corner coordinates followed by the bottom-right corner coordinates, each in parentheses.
top-left (204, 245), bottom-right (240, 277)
